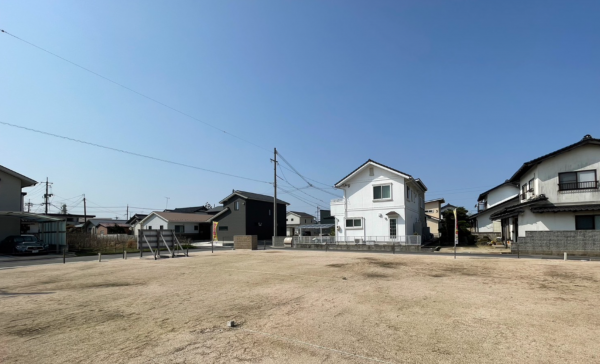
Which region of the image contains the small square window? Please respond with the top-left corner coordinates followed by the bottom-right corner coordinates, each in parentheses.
top-left (234, 201), bottom-right (239, 211)
top-left (194, 225), bottom-right (199, 231)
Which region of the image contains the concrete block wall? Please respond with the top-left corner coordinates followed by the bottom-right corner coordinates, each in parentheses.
top-left (234, 235), bottom-right (258, 250)
top-left (513, 230), bottom-right (600, 257)
top-left (294, 243), bottom-right (420, 253)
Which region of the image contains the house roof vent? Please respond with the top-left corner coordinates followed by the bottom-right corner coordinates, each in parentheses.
top-left (583, 134), bottom-right (592, 140)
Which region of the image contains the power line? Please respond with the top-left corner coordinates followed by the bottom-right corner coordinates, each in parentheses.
top-left (0, 121), bottom-right (271, 184)
top-left (276, 151), bottom-right (341, 198)
top-left (0, 29), bottom-right (269, 152)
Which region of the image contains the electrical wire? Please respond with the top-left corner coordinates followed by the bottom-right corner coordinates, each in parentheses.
top-left (0, 29), bottom-right (269, 152)
top-left (0, 121), bottom-right (271, 184)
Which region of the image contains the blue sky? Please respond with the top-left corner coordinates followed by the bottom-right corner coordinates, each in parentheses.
top-left (1, 0), bottom-right (599, 218)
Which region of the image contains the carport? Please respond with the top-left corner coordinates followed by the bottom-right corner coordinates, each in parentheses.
top-left (0, 212), bottom-right (66, 252)
top-left (298, 223), bottom-right (335, 242)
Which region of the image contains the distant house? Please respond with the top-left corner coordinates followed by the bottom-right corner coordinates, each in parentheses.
top-left (134, 211), bottom-right (213, 240)
top-left (440, 204), bottom-right (458, 214)
top-left (82, 219), bottom-right (129, 235)
top-left (208, 190), bottom-right (288, 241)
top-left (205, 206), bottom-right (224, 215)
top-left (424, 198), bottom-right (445, 238)
top-left (286, 211), bottom-right (316, 236)
top-left (319, 209), bottom-right (335, 224)
top-left (330, 160), bottom-right (428, 241)
top-left (126, 213), bottom-right (147, 227)
top-left (0, 164), bottom-right (37, 241)
top-left (469, 181), bottom-right (519, 234)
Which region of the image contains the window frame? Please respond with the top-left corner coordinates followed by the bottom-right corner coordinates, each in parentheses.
top-left (218, 226), bottom-right (229, 231)
top-left (528, 178), bottom-right (534, 192)
top-left (373, 183), bottom-right (392, 201)
top-left (558, 170), bottom-right (598, 191)
top-left (345, 218), bottom-right (363, 230)
top-left (234, 201), bottom-right (240, 211)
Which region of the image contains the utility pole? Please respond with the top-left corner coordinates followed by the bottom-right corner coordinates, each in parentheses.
top-left (43, 177), bottom-right (53, 215)
top-left (126, 205), bottom-right (129, 220)
top-left (317, 206), bottom-right (320, 223)
top-left (83, 194), bottom-right (87, 224)
top-left (26, 199), bottom-right (33, 213)
top-left (272, 148), bottom-right (278, 238)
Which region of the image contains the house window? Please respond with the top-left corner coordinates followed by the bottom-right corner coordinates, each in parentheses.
top-left (521, 184), bottom-right (527, 199)
top-left (304, 219), bottom-right (307, 223)
top-left (219, 226), bottom-right (228, 231)
top-left (369, 167), bottom-right (374, 176)
top-left (291, 218), bottom-right (294, 221)
top-left (148, 226), bottom-right (152, 230)
top-left (345, 218), bottom-right (362, 229)
top-left (234, 201), bottom-right (239, 211)
top-left (373, 185), bottom-right (391, 200)
top-left (159, 225), bottom-right (163, 230)
top-left (175, 225), bottom-right (184, 233)
top-left (194, 225), bottom-right (199, 231)
top-left (559, 170), bottom-right (598, 191)
top-left (575, 216), bottom-right (596, 230)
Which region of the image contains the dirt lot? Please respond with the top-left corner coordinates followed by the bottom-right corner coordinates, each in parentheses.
top-left (1, 250), bottom-right (600, 363)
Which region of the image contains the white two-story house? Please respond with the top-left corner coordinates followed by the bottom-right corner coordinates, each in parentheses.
top-left (486, 135), bottom-right (600, 242)
top-left (330, 160), bottom-right (427, 243)
top-left (469, 181), bottom-right (519, 234)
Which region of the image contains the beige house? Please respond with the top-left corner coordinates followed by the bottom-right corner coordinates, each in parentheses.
top-left (0, 164), bottom-right (37, 241)
top-left (424, 198), bottom-right (445, 238)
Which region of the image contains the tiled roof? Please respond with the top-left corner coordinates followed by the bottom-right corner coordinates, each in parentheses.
top-left (154, 211), bottom-right (213, 223)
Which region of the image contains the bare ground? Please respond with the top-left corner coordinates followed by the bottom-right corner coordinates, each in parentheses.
top-left (1, 250), bottom-right (599, 363)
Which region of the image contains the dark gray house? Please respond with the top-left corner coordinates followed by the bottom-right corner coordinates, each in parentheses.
top-left (209, 190), bottom-right (289, 241)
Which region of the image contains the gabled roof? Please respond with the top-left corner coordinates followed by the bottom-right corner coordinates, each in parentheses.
top-left (0, 164), bottom-right (37, 187)
top-left (288, 211), bottom-right (315, 219)
top-left (425, 198), bottom-right (446, 204)
top-left (219, 190), bottom-right (289, 205)
top-left (84, 219), bottom-right (128, 227)
top-left (510, 134), bottom-right (600, 182)
top-left (489, 195), bottom-right (549, 220)
top-left (165, 206), bottom-right (208, 214)
top-left (468, 196), bottom-right (519, 220)
top-left (440, 204), bottom-right (457, 211)
top-left (206, 206), bottom-right (224, 214)
top-left (334, 160), bottom-right (412, 187)
top-left (208, 207), bottom-right (230, 222)
top-left (151, 211), bottom-right (213, 223)
top-left (126, 214), bottom-right (147, 225)
top-left (477, 180), bottom-right (519, 201)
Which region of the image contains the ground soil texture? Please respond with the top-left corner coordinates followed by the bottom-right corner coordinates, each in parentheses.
top-left (1, 250), bottom-right (599, 363)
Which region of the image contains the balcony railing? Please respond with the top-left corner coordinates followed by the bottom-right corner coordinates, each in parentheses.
top-left (558, 181), bottom-right (599, 191)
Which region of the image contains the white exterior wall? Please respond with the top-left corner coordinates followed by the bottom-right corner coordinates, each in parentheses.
top-left (487, 185), bottom-right (519, 207)
top-left (331, 164), bottom-right (425, 240)
top-left (533, 144), bottom-right (600, 204)
top-left (516, 143), bottom-right (600, 237)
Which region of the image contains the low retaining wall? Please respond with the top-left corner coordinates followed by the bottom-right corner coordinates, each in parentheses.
top-left (234, 235), bottom-right (257, 250)
top-left (513, 230), bottom-right (600, 257)
top-left (471, 232), bottom-right (502, 239)
top-left (294, 243), bottom-right (420, 252)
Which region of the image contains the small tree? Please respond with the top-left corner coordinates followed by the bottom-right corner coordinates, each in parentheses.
top-left (439, 207), bottom-right (474, 245)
